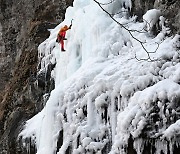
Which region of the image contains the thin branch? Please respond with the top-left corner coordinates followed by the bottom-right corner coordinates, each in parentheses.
top-left (143, 19), bottom-right (152, 32)
top-left (111, 10), bottom-right (129, 16)
top-left (126, 19), bottom-right (150, 33)
top-left (148, 42), bottom-right (160, 53)
top-left (93, 0), bottom-right (160, 61)
top-left (97, 0), bottom-right (115, 5)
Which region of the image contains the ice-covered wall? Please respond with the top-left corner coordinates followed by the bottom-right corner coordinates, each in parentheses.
top-left (20, 0), bottom-right (180, 154)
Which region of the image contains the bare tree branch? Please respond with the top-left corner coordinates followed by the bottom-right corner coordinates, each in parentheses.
top-left (93, 0), bottom-right (160, 61)
top-left (111, 10), bottom-right (129, 16)
top-left (97, 0), bottom-right (115, 5)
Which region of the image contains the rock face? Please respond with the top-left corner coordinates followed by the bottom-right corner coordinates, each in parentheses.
top-left (0, 0), bottom-right (73, 153)
top-left (131, 0), bottom-right (180, 34)
top-left (0, 0), bottom-right (179, 154)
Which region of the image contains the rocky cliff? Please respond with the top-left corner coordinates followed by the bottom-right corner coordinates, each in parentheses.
top-left (0, 0), bottom-right (179, 154)
top-left (0, 0), bottom-right (73, 153)
top-left (131, 0), bottom-right (180, 34)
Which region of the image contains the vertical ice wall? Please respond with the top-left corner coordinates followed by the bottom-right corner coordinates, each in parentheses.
top-left (37, 0), bottom-right (134, 87)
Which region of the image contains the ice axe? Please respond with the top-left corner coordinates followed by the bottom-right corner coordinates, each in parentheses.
top-left (70, 19), bottom-right (73, 28)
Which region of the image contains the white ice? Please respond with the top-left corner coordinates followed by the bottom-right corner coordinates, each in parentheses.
top-left (19, 0), bottom-right (180, 154)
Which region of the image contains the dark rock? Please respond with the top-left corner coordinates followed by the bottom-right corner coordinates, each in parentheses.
top-left (0, 0), bottom-right (73, 153)
top-left (131, 0), bottom-right (180, 34)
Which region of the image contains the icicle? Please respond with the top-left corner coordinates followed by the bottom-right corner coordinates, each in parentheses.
top-left (110, 94), bottom-right (117, 144)
top-left (155, 140), bottom-right (168, 154)
top-left (117, 95), bottom-right (122, 111)
top-left (87, 94), bottom-right (96, 127)
top-left (133, 138), bottom-right (145, 154)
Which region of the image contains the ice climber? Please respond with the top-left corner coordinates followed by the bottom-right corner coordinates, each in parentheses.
top-left (56, 24), bottom-right (72, 51)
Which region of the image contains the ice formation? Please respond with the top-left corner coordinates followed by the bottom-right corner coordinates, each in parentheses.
top-left (19, 0), bottom-right (180, 154)
top-left (143, 9), bottom-right (162, 33)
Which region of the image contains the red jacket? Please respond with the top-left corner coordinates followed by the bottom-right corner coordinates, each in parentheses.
top-left (57, 25), bottom-right (71, 41)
